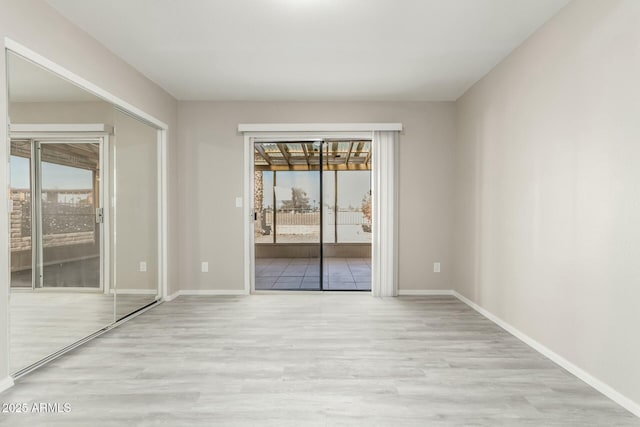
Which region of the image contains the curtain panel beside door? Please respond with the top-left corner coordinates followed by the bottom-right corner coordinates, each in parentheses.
top-left (372, 131), bottom-right (399, 297)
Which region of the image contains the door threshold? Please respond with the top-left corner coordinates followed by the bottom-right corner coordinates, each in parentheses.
top-left (251, 290), bottom-right (371, 295)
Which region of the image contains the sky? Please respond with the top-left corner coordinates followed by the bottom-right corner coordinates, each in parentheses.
top-left (13, 156), bottom-right (367, 203)
top-left (261, 171), bottom-right (370, 210)
top-left (11, 156), bottom-right (93, 190)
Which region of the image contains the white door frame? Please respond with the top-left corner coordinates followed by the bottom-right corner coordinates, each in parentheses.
top-left (240, 124), bottom-right (402, 295)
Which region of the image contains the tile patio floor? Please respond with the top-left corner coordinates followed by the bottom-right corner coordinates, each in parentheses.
top-left (255, 257), bottom-right (371, 291)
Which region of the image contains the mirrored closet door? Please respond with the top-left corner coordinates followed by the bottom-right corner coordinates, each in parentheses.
top-left (7, 49), bottom-right (162, 375)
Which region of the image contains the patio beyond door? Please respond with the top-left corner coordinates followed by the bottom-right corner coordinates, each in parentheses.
top-left (39, 141), bottom-right (102, 289)
top-left (253, 140), bottom-right (372, 291)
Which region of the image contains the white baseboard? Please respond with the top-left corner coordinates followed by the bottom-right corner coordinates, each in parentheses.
top-left (398, 289), bottom-right (453, 296)
top-left (164, 290), bottom-right (180, 301)
top-left (109, 289), bottom-right (158, 295)
top-left (0, 377), bottom-right (14, 394)
top-left (451, 290), bottom-right (640, 418)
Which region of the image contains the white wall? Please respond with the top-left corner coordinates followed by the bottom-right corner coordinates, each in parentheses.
top-left (10, 101), bottom-right (113, 124)
top-left (4, 0), bottom-right (637, 414)
top-left (454, 0), bottom-right (640, 409)
top-left (177, 102), bottom-right (456, 292)
top-left (0, 0), bottom-right (177, 385)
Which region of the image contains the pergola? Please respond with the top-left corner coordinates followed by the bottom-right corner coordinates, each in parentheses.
top-left (254, 141), bottom-right (371, 171)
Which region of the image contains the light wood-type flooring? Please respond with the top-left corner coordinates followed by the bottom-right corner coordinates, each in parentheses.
top-left (0, 295), bottom-right (637, 426)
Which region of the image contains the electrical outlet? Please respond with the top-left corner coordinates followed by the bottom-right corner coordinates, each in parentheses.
top-left (139, 261), bottom-right (147, 272)
top-left (201, 261), bottom-right (209, 273)
top-left (433, 262), bottom-right (441, 273)
top-left (235, 197), bottom-right (243, 208)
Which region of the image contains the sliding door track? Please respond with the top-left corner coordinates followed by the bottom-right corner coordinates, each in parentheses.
top-left (11, 300), bottom-right (162, 381)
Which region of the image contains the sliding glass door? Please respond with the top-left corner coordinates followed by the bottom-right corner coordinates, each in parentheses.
top-left (254, 142), bottom-right (322, 290)
top-left (10, 139), bottom-right (104, 290)
top-left (253, 140), bottom-right (372, 291)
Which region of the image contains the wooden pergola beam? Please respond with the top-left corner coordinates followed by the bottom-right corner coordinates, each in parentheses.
top-left (255, 144), bottom-right (272, 165)
top-left (277, 143), bottom-right (292, 166)
top-left (301, 143), bottom-right (310, 166)
top-left (345, 141), bottom-right (355, 164)
top-left (255, 164), bottom-right (371, 172)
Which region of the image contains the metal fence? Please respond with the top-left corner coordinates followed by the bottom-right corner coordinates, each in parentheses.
top-left (262, 209), bottom-right (369, 226)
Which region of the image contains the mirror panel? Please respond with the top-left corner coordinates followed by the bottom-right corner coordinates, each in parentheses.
top-left (113, 109), bottom-right (160, 319)
top-left (9, 140), bottom-right (33, 289)
top-left (6, 50), bottom-right (161, 373)
top-left (7, 51), bottom-right (114, 372)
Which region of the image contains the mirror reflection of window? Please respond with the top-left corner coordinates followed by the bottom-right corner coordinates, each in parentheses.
top-left (38, 143), bottom-right (101, 290)
top-left (41, 160), bottom-right (96, 240)
top-left (10, 146), bottom-right (33, 289)
top-left (7, 50), bottom-right (161, 374)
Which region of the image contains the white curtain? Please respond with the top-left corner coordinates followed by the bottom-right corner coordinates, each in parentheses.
top-left (371, 131), bottom-right (399, 297)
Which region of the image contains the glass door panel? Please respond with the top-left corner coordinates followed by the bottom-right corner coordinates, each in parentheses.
top-left (38, 142), bottom-right (101, 289)
top-left (322, 142), bottom-right (372, 291)
top-left (337, 170), bottom-right (372, 290)
top-left (322, 142), bottom-right (356, 290)
top-left (253, 142), bottom-right (321, 290)
top-left (322, 171), bottom-right (336, 244)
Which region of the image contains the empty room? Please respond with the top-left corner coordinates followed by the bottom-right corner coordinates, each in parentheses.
top-left (0, 0), bottom-right (639, 425)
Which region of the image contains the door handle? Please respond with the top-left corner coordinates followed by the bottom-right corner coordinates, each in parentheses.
top-left (96, 207), bottom-right (104, 224)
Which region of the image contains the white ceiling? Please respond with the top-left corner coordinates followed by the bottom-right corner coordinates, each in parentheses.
top-left (8, 52), bottom-right (103, 103)
top-left (46, 0), bottom-right (569, 101)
